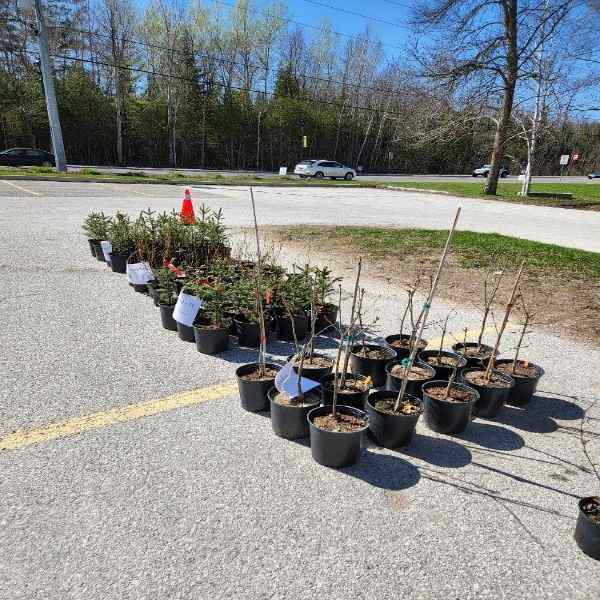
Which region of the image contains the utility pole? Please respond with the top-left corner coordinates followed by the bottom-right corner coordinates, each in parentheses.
top-left (34, 0), bottom-right (67, 172)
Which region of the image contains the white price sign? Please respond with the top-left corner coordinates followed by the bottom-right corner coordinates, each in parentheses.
top-left (559, 154), bottom-right (570, 166)
top-left (278, 166), bottom-right (287, 176)
top-left (172, 292), bottom-right (204, 326)
top-left (100, 240), bottom-right (112, 262)
top-left (126, 261), bottom-right (154, 285)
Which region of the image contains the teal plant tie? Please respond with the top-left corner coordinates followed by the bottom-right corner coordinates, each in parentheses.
top-left (401, 357), bottom-right (411, 367)
top-left (422, 302), bottom-right (431, 310)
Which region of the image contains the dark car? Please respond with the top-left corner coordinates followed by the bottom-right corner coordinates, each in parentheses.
top-left (0, 147), bottom-right (55, 167)
top-left (588, 172), bottom-right (600, 179)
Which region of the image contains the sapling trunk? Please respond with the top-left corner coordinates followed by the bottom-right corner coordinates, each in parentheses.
top-left (484, 261), bottom-right (526, 381)
top-left (250, 188), bottom-right (267, 373)
top-left (394, 208), bottom-right (461, 412)
top-left (477, 270), bottom-right (503, 351)
top-left (339, 260), bottom-right (362, 389)
top-left (437, 314), bottom-right (450, 360)
top-left (511, 294), bottom-right (531, 373)
top-left (444, 367), bottom-right (458, 399)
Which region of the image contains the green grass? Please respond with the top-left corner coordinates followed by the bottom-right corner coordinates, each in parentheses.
top-left (280, 226), bottom-right (600, 279)
top-left (385, 180), bottom-right (600, 208)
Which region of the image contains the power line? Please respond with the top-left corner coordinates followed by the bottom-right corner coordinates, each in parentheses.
top-left (380, 0), bottom-right (415, 9)
top-left (297, 0), bottom-right (411, 30)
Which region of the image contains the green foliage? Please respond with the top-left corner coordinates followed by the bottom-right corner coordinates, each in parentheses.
top-left (107, 212), bottom-right (134, 256)
top-left (313, 266), bottom-right (342, 308)
top-left (82, 211), bottom-right (111, 240)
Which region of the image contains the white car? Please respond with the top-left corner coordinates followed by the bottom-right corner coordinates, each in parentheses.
top-left (472, 164), bottom-right (509, 177)
top-left (294, 159), bottom-right (356, 180)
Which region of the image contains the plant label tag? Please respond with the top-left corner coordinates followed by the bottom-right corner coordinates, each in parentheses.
top-left (274, 361), bottom-right (320, 400)
top-left (279, 166), bottom-right (287, 176)
top-left (100, 240), bottom-right (112, 262)
top-left (173, 292), bottom-right (204, 326)
top-left (126, 262), bottom-right (154, 285)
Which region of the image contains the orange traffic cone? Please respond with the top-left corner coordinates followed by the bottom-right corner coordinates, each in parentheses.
top-left (180, 188), bottom-right (195, 224)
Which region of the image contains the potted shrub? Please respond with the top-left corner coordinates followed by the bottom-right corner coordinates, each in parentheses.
top-left (82, 211), bottom-right (111, 261)
top-left (158, 288), bottom-right (178, 331)
top-left (107, 212), bottom-right (134, 273)
top-left (420, 319), bottom-right (467, 380)
top-left (229, 275), bottom-right (269, 348)
top-left (367, 389), bottom-right (422, 449)
top-left (422, 378), bottom-right (479, 434)
top-left (385, 360), bottom-right (436, 397)
top-left (190, 282), bottom-right (231, 355)
top-left (313, 266), bottom-right (341, 334)
top-left (274, 269), bottom-right (311, 341)
top-left (575, 497), bottom-right (600, 560)
top-left (308, 260), bottom-right (369, 467)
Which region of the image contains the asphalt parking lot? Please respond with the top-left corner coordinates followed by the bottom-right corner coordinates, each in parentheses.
top-left (1, 180), bottom-right (599, 599)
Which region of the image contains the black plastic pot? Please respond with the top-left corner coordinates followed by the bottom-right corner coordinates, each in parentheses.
top-left (193, 324), bottom-right (230, 355)
top-left (132, 282), bottom-right (150, 294)
top-left (176, 321), bottom-right (196, 342)
top-left (235, 319), bottom-right (261, 348)
top-left (236, 362), bottom-right (281, 412)
top-left (92, 241), bottom-right (106, 262)
top-left (109, 253), bottom-right (128, 273)
top-left (308, 405), bottom-right (368, 468)
top-left (315, 304), bottom-right (338, 334)
top-left (321, 373), bottom-right (371, 410)
top-left (452, 342), bottom-right (494, 368)
top-left (277, 313), bottom-right (308, 341)
top-left (159, 303), bottom-right (178, 331)
top-left (147, 283), bottom-right (160, 306)
top-left (460, 367), bottom-right (515, 418)
top-left (385, 333), bottom-right (428, 360)
top-left (367, 390), bottom-right (422, 449)
top-left (88, 239), bottom-right (100, 258)
top-left (419, 350), bottom-right (467, 381)
top-left (287, 353), bottom-right (334, 383)
top-left (575, 497), bottom-right (600, 560)
top-left (350, 343), bottom-right (397, 388)
top-left (385, 360), bottom-right (436, 398)
top-left (269, 386), bottom-right (320, 440)
top-left (422, 380), bottom-right (479, 434)
top-left (492, 359), bottom-right (544, 406)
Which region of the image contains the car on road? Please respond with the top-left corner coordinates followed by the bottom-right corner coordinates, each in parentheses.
top-left (294, 159), bottom-right (356, 180)
top-left (472, 164), bottom-right (509, 178)
top-left (0, 147), bottom-right (55, 167)
top-left (588, 171), bottom-right (600, 179)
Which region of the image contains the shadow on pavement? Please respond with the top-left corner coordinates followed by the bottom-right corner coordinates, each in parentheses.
top-left (396, 433), bottom-right (472, 468)
top-left (493, 405), bottom-right (558, 434)
top-left (342, 450), bottom-right (421, 490)
top-left (528, 394), bottom-right (585, 421)
top-left (457, 421), bottom-right (525, 451)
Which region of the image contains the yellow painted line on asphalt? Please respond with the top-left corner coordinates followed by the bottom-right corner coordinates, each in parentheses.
top-left (427, 323), bottom-right (500, 349)
top-left (0, 381), bottom-right (238, 452)
top-left (0, 179), bottom-right (40, 196)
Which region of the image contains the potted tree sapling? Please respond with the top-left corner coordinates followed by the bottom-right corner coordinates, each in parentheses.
top-left (385, 277), bottom-right (428, 359)
top-left (460, 264), bottom-right (524, 418)
top-left (230, 275), bottom-right (266, 348)
top-left (275, 268), bottom-right (311, 341)
top-left (490, 294), bottom-right (544, 406)
top-left (419, 314), bottom-right (467, 380)
top-left (82, 211), bottom-right (112, 261)
top-left (155, 268), bottom-right (178, 331)
top-left (308, 260), bottom-right (370, 467)
top-left (423, 328), bottom-right (480, 434)
top-left (236, 188), bottom-right (282, 413)
top-left (107, 212), bottom-right (134, 273)
top-left (453, 268), bottom-right (502, 365)
top-left (191, 280), bottom-right (231, 355)
top-left (372, 208), bottom-right (462, 445)
top-left (313, 266), bottom-right (341, 334)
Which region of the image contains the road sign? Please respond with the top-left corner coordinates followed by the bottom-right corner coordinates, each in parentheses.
top-left (278, 166), bottom-right (287, 176)
top-left (560, 154), bottom-right (570, 165)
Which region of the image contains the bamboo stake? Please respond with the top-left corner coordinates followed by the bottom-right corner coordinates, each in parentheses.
top-left (483, 261), bottom-right (526, 381)
top-left (394, 207), bottom-right (461, 412)
top-left (250, 188), bottom-right (267, 371)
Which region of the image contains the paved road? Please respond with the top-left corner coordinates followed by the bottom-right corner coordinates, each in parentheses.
top-left (69, 164), bottom-right (596, 184)
top-left (1, 179), bottom-right (599, 599)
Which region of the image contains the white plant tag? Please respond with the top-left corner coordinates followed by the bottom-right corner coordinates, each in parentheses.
top-left (100, 240), bottom-right (112, 262)
top-left (126, 261), bottom-right (154, 285)
top-left (274, 360), bottom-right (320, 400)
top-left (279, 166), bottom-right (287, 176)
top-left (172, 292), bottom-right (204, 326)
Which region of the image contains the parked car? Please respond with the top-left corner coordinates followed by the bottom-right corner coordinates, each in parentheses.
top-left (294, 159), bottom-right (356, 180)
top-left (472, 164), bottom-right (509, 178)
top-left (588, 171), bottom-right (600, 179)
top-left (0, 147), bottom-right (55, 167)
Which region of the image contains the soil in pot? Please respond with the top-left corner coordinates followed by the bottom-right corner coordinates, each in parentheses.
top-left (367, 390), bottom-right (422, 449)
top-left (289, 352), bottom-right (334, 382)
top-left (321, 373), bottom-right (372, 410)
top-left (575, 497), bottom-right (600, 560)
top-left (385, 334), bottom-right (428, 359)
top-left (422, 381), bottom-right (479, 434)
top-left (193, 324), bottom-right (230, 355)
top-left (420, 350), bottom-right (467, 381)
top-left (236, 362), bottom-right (281, 412)
top-left (460, 368), bottom-right (515, 418)
top-left (159, 303), bottom-right (178, 331)
top-left (452, 342), bottom-right (494, 367)
top-left (308, 405), bottom-right (368, 468)
top-left (277, 313), bottom-right (308, 341)
top-left (269, 387), bottom-right (321, 439)
top-left (493, 359), bottom-right (544, 406)
top-left (386, 360), bottom-right (436, 397)
top-left (350, 343), bottom-right (396, 387)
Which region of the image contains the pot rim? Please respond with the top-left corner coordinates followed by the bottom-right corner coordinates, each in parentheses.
top-left (367, 390), bottom-right (423, 417)
top-left (579, 496), bottom-right (600, 526)
top-left (385, 333), bottom-right (428, 346)
top-left (419, 349), bottom-right (468, 368)
top-left (385, 359), bottom-right (436, 380)
top-left (460, 367), bottom-right (516, 389)
top-left (422, 379), bottom-right (480, 404)
top-left (491, 358), bottom-right (545, 380)
top-left (236, 362), bottom-right (282, 379)
top-left (351, 342), bottom-right (397, 361)
top-left (267, 385), bottom-right (321, 408)
top-left (321, 371), bottom-right (370, 391)
top-left (307, 404), bottom-right (369, 433)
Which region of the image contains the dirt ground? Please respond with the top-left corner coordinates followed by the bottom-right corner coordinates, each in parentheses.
top-left (264, 226), bottom-right (600, 348)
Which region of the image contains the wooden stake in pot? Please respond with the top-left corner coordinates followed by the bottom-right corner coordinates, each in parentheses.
top-left (394, 207), bottom-right (461, 412)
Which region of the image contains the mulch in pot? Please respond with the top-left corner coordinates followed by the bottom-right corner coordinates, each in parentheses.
top-left (424, 383), bottom-right (478, 403)
top-left (313, 411), bottom-right (367, 433)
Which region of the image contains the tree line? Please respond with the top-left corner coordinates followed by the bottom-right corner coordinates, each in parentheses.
top-left (0, 0), bottom-right (599, 178)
